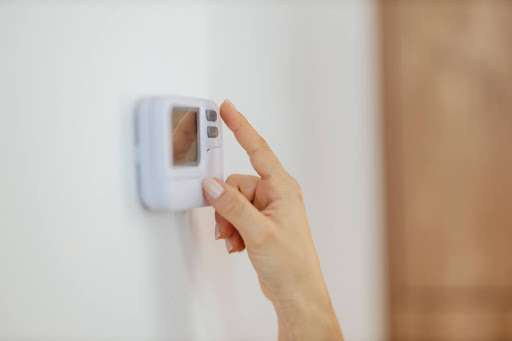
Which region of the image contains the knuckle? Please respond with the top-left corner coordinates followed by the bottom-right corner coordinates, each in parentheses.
top-left (226, 174), bottom-right (237, 184)
top-left (260, 139), bottom-right (272, 153)
top-left (287, 176), bottom-right (304, 201)
top-left (223, 192), bottom-right (245, 218)
top-left (226, 174), bottom-right (243, 187)
top-left (289, 176), bottom-right (302, 192)
top-left (289, 176), bottom-right (300, 188)
top-left (248, 138), bottom-right (272, 157)
top-left (259, 136), bottom-right (269, 147)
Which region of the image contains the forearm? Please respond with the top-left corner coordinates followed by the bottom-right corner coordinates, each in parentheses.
top-left (273, 289), bottom-right (343, 341)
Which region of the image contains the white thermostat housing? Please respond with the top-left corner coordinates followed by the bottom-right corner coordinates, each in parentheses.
top-left (135, 95), bottom-right (223, 211)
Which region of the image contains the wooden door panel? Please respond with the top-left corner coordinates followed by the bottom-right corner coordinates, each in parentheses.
top-left (394, 306), bottom-right (503, 341)
top-left (381, 0), bottom-right (512, 339)
top-left (397, 0), bottom-right (512, 288)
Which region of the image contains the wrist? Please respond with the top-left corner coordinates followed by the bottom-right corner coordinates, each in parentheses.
top-left (272, 289), bottom-right (343, 341)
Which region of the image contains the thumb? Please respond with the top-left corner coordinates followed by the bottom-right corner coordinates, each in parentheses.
top-left (202, 177), bottom-right (268, 244)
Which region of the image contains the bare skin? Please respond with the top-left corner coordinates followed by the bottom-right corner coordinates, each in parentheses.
top-left (202, 100), bottom-right (343, 341)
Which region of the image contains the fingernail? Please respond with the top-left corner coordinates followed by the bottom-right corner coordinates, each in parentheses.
top-left (203, 178), bottom-right (224, 200)
top-left (215, 222), bottom-right (220, 240)
top-left (224, 99), bottom-right (237, 111)
top-left (225, 238), bottom-right (233, 253)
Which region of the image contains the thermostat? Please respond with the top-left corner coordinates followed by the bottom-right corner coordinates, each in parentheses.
top-left (135, 95), bottom-right (223, 211)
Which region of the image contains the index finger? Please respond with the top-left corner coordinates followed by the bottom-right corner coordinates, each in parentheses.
top-left (220, 100), bottom-right (284, 179)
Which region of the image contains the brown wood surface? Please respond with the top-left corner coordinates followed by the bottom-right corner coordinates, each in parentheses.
top-left (381, 1), bottom-right (512, 340)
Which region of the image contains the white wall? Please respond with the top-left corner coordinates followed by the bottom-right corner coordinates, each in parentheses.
top-left (0, 2), bottom-right (384, 340)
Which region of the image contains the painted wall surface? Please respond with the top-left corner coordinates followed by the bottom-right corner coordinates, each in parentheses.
top-left (0, 2), bottom-right (383, 340)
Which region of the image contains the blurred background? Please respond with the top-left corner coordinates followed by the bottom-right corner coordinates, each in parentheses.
top-left (381, 2), bottom-right (512, 340)
top-left (0, 1), bottom-right (509, 340)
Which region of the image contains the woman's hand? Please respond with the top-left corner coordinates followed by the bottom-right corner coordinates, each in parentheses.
top-left (202, 100), bottom-right (343, 340)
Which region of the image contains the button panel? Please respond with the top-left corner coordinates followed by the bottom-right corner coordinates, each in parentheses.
top-left (206, 110), bottom-right (217, 121)
top-left (207, 126), bottom-right (219, 138)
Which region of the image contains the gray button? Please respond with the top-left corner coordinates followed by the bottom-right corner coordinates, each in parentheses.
top-left (206, 110), bottom-right (217, 121)
top-left (207, 126), bottom-right (219, 138)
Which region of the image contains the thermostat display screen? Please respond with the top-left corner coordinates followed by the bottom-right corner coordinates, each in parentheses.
top-left (171, 107), bottom-right (199, 166)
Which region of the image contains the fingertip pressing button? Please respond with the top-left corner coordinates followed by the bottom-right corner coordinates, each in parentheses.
top-left (207, 126), bottom-right (218, 138)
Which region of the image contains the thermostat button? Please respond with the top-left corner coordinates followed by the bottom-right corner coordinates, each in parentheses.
top-left (207, 126), bottom-right (219, 138)
top-left (206, 110), bottom-right (217, 121)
